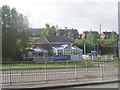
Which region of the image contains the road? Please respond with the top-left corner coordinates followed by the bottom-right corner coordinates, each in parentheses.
top-left (72, 82), bottom-right (118, 88)
top-left (51, 82), bottom-right (119, 90)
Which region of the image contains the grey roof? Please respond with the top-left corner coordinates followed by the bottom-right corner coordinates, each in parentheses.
top-left (59, 29), bottom-right (79, 39)
top-left (45, 36), bottom-right (71, 43)
top-left (34, 37), bottom-right (48, 44)
top-left (34, 36), bottom-right (71, 44)
top-left (28, 28), bottom-right (44, 36)
top-left (59, 29), bottom-right (78, 34)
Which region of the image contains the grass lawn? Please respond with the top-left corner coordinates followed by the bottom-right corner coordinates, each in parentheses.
top-left (1, 61), bottom-right (102, 70)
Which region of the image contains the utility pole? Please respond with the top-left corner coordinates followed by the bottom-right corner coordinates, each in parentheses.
top-left (100, 24), bottom-right (101, 34)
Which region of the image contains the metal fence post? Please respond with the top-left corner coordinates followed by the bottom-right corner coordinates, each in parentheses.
top-left (66, 61), bottom-right (68, 69)
top-left (9, 66), bottom-right (12, 86)
top-left (45, 62), bottom-right (47, 83)
top-left (21, 62), bottom-right (23, 75)
top-left (101, 64), bottom-right (103, 79)
top-left (85, 59), bottom-right (88, 71)
top-left (75, 65), bottom-right (77, 81)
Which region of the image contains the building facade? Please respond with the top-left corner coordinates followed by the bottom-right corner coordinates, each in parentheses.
top-left (25, 36), bottom-right (83, 61)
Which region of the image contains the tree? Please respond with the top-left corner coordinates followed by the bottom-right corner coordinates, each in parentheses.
top-left (2, 5), bottom-right (30, 61)
top-left (39, 24), bottom-right (58, 37)
top-left (87, 30), bottom-right (95, 45)
top-left (74, 39), bottom-right (94, 53)
top-left (49, 26), bottom-right (56, 36)
top-left (39, 30), bottom-right (47, 38)
top-left (56, 29), bottom-right (60, 36)
top-left (67, 31), bottom-right (74, 42)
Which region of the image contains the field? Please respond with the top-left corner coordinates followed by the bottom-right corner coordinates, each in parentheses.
top-left (2, 57), bottom-right (119, 70)
top-left (1, 61), bottom-right (103, 70)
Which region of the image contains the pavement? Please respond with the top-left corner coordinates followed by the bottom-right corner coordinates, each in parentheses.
top-left (2, 76), bottom-right (119, 90)
top-left (2, 67), bottom-right (118, 85)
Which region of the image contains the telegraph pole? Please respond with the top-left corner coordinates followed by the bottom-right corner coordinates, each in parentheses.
top-left (100, 24), bottom-right (101, 34)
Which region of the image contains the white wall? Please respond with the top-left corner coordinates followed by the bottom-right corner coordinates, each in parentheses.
top-left (71, 55), bottom-right (83, 61)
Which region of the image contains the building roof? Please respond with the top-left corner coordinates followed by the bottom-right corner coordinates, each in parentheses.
top-left (28, 28), bottom-right (44, 36)
top-left (33, 47), bottom-right (48, 53)
top-left (34, 37), bottom-right (48, 44)
top-left (52, 45), bottom-right (83, 51)
top-left (59, 29), bottom-right (78, 34)
top-left (101, 32), bottom-right (117, 39)
top-left (45, 36), bottom-right (71, 43)
top-left (59, 29), bottom-right (79, 39)
top-left (103, 32), bottom-right (117, 35)
top-left (34, 36), bottom-right (71, 45)
top-left (83, 31), bottom-right (99, 34)
top-left (81, 31), bottom-right (100, 39)
top-left (28, 28), bottom-right (79, 39)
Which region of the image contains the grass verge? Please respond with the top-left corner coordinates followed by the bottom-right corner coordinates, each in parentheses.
top-left (1, 61), bottom-right (102, 70)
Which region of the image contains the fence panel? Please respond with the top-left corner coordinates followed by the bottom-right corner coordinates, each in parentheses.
top-left (1, 61), bottom-right (118, 85)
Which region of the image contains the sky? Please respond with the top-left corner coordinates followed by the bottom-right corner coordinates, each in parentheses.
top-left (0, 0), bottom-right (119, 34)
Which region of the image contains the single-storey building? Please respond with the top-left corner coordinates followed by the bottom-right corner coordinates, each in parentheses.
top-left (25, 36), bottom-right (83, 61)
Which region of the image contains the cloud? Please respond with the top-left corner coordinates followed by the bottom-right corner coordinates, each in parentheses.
top-left (0, 0), bottom-right (118, 33)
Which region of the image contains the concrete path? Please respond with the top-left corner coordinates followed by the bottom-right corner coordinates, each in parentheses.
top-left (2, 76), bottom-right (119, 90)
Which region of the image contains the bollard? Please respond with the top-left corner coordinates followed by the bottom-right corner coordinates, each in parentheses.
top-left (9, 66), bottom-right (12, 86)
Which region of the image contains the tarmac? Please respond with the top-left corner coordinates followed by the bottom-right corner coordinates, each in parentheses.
top-left (1, 76), bottom-right (119, 90)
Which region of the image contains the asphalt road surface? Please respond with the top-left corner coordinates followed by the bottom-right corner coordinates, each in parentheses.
top-left (49, 82), bottom-right (119, 90)
top-left (72, 82), bottom-right (118, 88)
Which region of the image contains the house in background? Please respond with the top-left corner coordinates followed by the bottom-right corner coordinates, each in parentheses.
top-left (81, 31), bottom-right (88, 39)
top-left (59, 28), bottom-right (80, 39)
top-left (81, 31), bottom-right (100, 39)
top-left (24, 36), bottom-right (83, 61)
top-left (100, 31), bottom-right (118, 40)
top-left (28, 28), bottom-right (44, 36)
top-left (34, 36), bottom-right (72, 54)
top-left (28, 28), bottom-right (80, 40)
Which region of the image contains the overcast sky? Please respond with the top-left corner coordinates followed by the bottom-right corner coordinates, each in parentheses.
top-left (0, 0), bottom-right (119, 34)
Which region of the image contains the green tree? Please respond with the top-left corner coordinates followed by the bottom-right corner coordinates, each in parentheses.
top-left (87, 30), bottom-right (97, 45)
top-left (2, 5), bottom-right (29, 61)
top-left (74, 39), bottom-right (94, 53)
top-left (49, 26), bottom-right (56, 36)
top-left (67, 31), bottom-right (74, 42)
top-left (39, 30), bottom-right (47, 37)
top-left (56, 30), bottom-right (60, 36)
top-left (99, 32), bottom-right (117, 45)
top-left (39, 24), bottom-right (58, 37)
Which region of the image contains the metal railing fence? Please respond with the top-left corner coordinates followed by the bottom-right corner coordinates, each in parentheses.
top-left (1, 61), bottom-right (118, 86)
